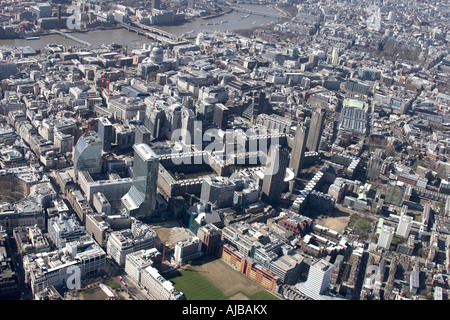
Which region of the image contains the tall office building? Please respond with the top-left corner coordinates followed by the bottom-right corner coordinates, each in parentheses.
top-left (289, 124), bottom-right (309, 177)
top-left (261, 145), bottom-right (289, 205)
top-left (197, 223), bottom-right (221, 256)
top-left (145, 105), bottom-right (165, 140)
top-left (181, 108), bottom-right (196, 146)
top-left (367, 156), bottom-right (382, 181)
top-left (187, 0), bottom-right (196, 9)
top-left (298, 259), bottom-right (334, 298)
top-left (396, 214), bottom-right (412, 238)
top-left (200, 176), bottom-right (235, 209)
top-left (213, 103), bottom-right (230, 130)
top-left (135, 125), bottom-right (151, 144)
top-left (377, 225), bottom-right (394, 250)
top-left (242, 91), bottom-right (269, 122)
top-left (331, 47), bottom-right (340, 65)
top-left (73, 131), bottom-right (103, 180)
top-left (121, 143), bottom-right (159, 220)
top-left (306, 108), bottom-right (325, 152)
top-left (98, 117), bottom-right (113, 152)
top-left (151, 0), bottom-right (161, 11)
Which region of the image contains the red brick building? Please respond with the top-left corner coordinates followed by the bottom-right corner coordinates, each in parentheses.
top-left (221, 244), bottom-right (279, 292)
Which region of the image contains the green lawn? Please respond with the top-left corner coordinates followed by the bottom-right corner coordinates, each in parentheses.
top-left (166, 268), bottom-right (227, 300)
top-left (81, 286), bottom-right (108, 300)
top-left (105, 278), bottom-right (121, 290)
top-left (166, 267), bottom-right (280, 300)
top-left (346, 215), bottom-right (372, 239)
top-left (248, 291), bottom-right (279, 300)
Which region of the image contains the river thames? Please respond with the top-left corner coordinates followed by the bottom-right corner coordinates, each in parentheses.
top-left (0, 4), bottom-right (283, 50)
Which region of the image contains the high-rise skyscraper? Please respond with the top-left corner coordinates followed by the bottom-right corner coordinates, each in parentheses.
top-left (331, 47), bottom-right (341, 65)
top-left (121, 143), bottom-right (159, 220)
top-left (261, 145), bottom-right (289, 205)
top-left (197, 223), bottom-right (221, 256)
top-left (187, 0), bottom-right (196, 10)
top-left (367, 156), bottom-right (382, 181)
top-left (200, 176), bottom-right (235, 209)
top-left (213, 103), bottom-right (230, 130)
top-left (98, 117), bottom-right (113, 152)
top-left (396, 214), bottom-right (412, 238)
top-left (145, 104), bottom-right (165, 140)
top-left (135, 125), bottom-right (151, 144)
top-left (299, 259), bottom-right (334, 298)
top-left (289, 124), bottom-right (308, 178)
top-left (73, 131), bottom-right (103, 179)
top-left (377, 225), bottom-right (394, 250)
top-left (306, 108), bottom-right (325, 152)
top-left (151, 0), bottom-right (161, 11)
top-left (181, 108), bottom-right (197, 146)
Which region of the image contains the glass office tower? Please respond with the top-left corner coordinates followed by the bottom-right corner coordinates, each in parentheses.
top-left (121, 143), bottom-right (159, 220)
top-left (73, 131), bottom-right (103, 180)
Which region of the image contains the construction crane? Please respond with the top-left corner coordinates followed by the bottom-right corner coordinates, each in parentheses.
top-left (107, 67), bottom-right (112, 93)
top-left (155, 241), bottom-right (166, 263)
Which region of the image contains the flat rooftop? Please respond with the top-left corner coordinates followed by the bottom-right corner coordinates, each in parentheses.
top-left (134, 143), bottom-right (158, 161)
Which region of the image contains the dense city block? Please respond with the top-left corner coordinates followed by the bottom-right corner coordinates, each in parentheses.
top-left (0, 0), bottom-right (449, 301)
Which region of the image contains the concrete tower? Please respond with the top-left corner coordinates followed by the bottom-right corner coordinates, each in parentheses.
top-left (289, 124), bottom-right (309, 178)
top-left (98, 117), bottom-right (113, 152)
top-left (306, 108), bottom-right (325, 152)
top-left (377, 225), bottom-right (394, 250)
top-left (302, 259), bottom-right (334, 297)
top-left (261, 145), bottom-right (289, 205)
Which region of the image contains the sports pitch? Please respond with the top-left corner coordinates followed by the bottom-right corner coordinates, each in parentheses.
top-left (165, 258), bottom-right (280, 300)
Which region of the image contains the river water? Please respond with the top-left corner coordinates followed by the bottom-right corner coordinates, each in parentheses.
top-left (157, 3), bottom-right (283, 36)
top-left (0, 4), bottom-right (282, 50)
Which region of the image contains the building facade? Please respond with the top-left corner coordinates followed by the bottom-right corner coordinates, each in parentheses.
top-left (73, 131), bottom-right (102, 179)
top-left (121, 143), bottom-right (159, 220)
top-left (289, 124), bottom-right (308, 177)
top-left (261, 146), bottom-right (289, 205)
top-left (378, 225), bottom-right (394, 250)
top-left (306, 108), bottom-right (325, 153)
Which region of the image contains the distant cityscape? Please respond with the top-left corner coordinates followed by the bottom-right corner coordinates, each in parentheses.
top-left (0, 0), bottom-right (449, 302)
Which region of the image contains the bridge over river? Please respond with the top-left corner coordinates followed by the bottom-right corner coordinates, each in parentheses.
top-left (118, 22), bottom-right (189, 46)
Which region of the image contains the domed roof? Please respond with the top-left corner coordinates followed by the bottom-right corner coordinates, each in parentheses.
top-left (151, 46), bottom-right (163, 54)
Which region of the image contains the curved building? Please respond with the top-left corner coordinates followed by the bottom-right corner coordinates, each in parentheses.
top-left (73, 131), bottom-right (103, 179)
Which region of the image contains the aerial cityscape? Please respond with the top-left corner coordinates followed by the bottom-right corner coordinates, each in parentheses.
top-left (0, 0), bottom-right (449, 304)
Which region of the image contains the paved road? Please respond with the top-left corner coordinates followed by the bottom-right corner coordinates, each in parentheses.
top-left (122, 275), bottom-right (150, 300)
top-left (6, 236), bottom-right (33, 300)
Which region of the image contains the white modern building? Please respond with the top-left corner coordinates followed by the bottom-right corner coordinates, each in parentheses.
top-left (396, 214), bottom-right (413, 239)
top-left (124, 248), bottom-right (161, 284)
top-left (140, 265), bottom-right (185, 300)
top-left (174, 237), bottom-right (203, 264)
top-left (47, 213), bottom-right (86, 248)
top-left (23, 235), bottom-right (106, 297)
top-left (294, 258), bottom-right (335, 300)
top-left (306, 259), bottom-right (333, 293)
top-left (106, 220), bottom-right (159, 266)
top-left (378, 225), bottom-right (395, 250)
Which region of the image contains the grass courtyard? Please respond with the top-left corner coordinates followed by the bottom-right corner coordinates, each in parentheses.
top-left (346, 214), bottom-right (372, 239)
top-left (165, 259), bottom-right (280, 301)
top-left (166, 268), bottom-right (228, 300)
